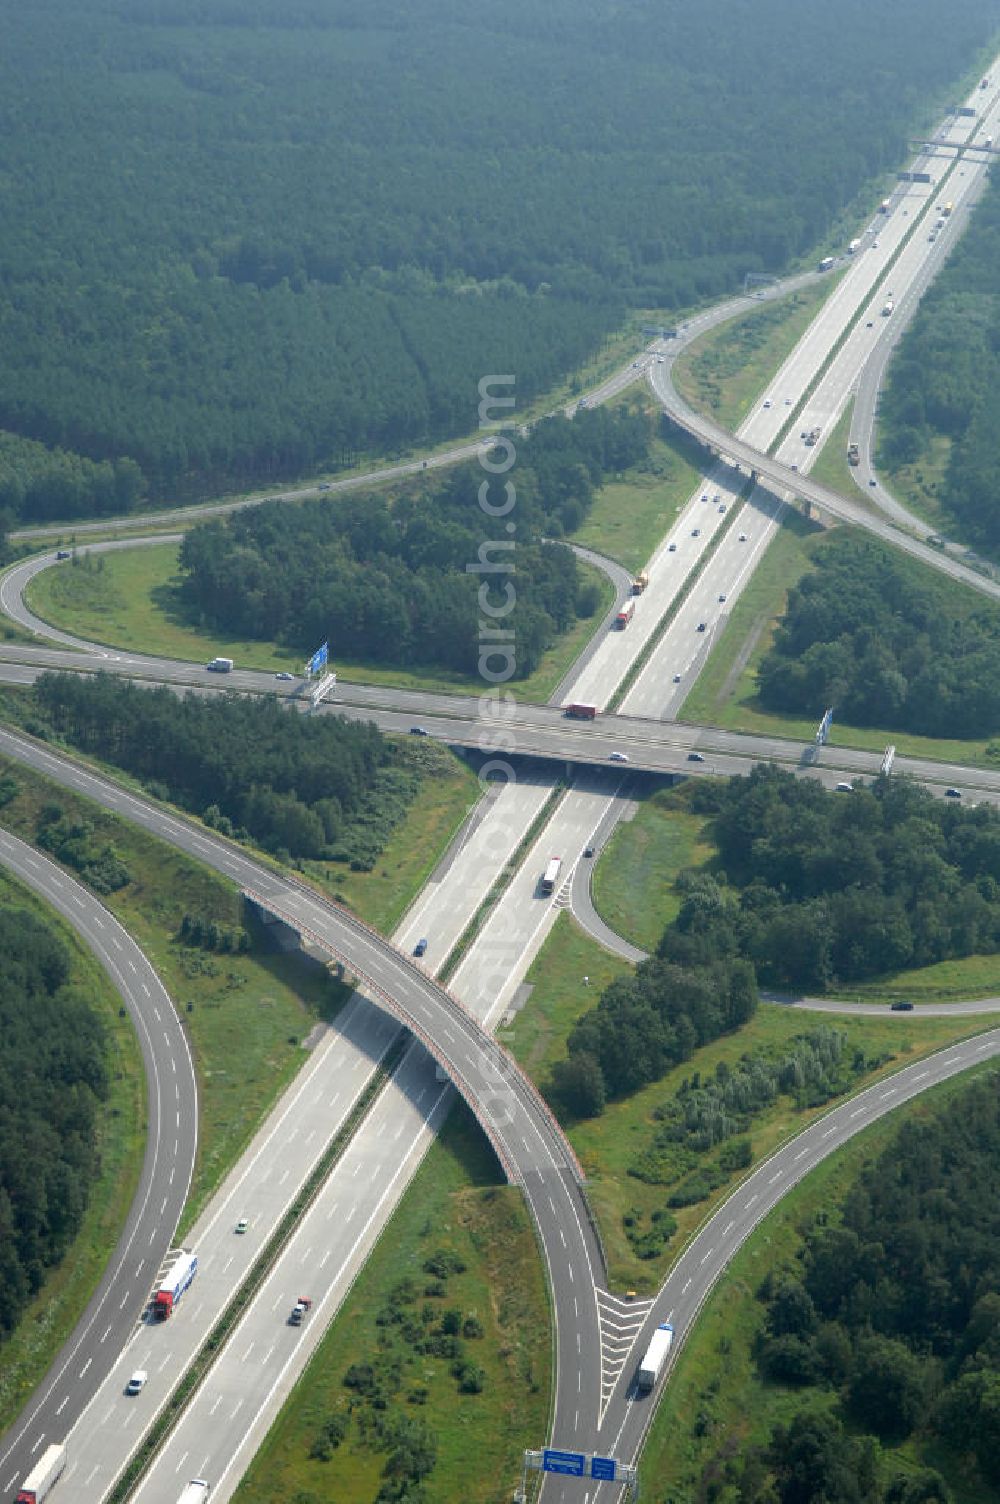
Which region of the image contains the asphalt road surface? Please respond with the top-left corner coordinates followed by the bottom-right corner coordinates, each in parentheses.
top-left (0, 831), bottom-right (197, 1502)
top-left (2, 53), bottom-right (999, 1504)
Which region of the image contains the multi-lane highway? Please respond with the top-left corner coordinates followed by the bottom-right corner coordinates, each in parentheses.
top-left (0, 726), bottom-right (609, 1503)
top-left (0, 832), bottom-right (196, 1501)
top-left (2, 50), bottom-right (1000, 1504)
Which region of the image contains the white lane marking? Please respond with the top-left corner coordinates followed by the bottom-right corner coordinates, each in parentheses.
top-left (682, 1278), bottom-right (692, 1294)
top-left (745, 1194), bottom-right (758, 1209)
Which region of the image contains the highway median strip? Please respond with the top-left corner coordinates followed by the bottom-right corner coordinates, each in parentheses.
top-left (105, 1033), bottom-right (408, 1504)
top-left (438, 781), bottom-right (567, 986)
top-left (768, 151), bottom-right (964, 475)
top-left (606, 489), bottom-right (749, 715)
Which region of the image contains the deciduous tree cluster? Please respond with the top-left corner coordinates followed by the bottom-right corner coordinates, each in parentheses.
top-left (711, 1074), bottom-right (1000, 1501)
top-left (756, 533), bottom-right (1000, 738)
top-left (690, 764), bottom-right (1000, 989)
top-left (178, 409), bottom-right (648, 678)
top-left (32, 672), bottom-right (414, 863)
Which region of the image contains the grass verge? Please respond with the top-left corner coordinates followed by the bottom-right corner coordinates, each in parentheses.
top-left (233, 1107), bottom-right (551, 1504)
top-left (639, 1062), bottom-right (1000, 1504)
top-left (881, 431), bottom-right (955, 536)
top-left (0, 754), bottom-right (349, 1228)
top-left (512, 912), bottom-right (994, 1293)
top-left (672, 285), bottom-right (830, 431)
top-left (571, 427), bottom-right (706, 575)
top-left (302, 750), bottom-right (483, 936)
top-left (807, 400), bottom-right (855, 494)
top-left (0, 869), bottom-right (145, 1434)
top-left (590, 788), bottom-right (714, 953)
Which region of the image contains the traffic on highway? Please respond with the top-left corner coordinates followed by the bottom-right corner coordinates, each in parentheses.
top-left (1, 49), bottom-right (999, 1504)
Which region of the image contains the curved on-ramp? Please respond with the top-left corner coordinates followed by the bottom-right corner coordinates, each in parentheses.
top-left (0, 830), bottom-right (196, 1499)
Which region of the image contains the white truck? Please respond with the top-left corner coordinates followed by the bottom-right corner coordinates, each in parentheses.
top-left (205, 657), bottom-right (234, 673)
top-left (847, 237), bottom-right (862, 254)
top-left (16, 1443), bottom-right (66, 1504)
top-left (637, 1322), bottom-right (674, 1391)
top-left (176, 1484), bottom-right (211, 1504)
top-left (881, 298), bottom-right (894, 317)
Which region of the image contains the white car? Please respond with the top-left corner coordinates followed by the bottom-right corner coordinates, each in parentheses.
top-left (763, 398), bottom-right (772, 408)
top-left (609, 751), bottom-right (629, 763)
top-left (235, 1217), bottom-right (248, 1234)
top-left (738, 532), bottom-right (747, 542)
top-left (125, 1370), bottom-right (148, 1396)
top-left (835, 782), bottom-right (853, 793)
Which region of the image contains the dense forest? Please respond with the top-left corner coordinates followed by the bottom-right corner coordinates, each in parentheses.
top-left (0, 0), bottom-right (996, 512)
top-left (178, 407), bottom-right (648, 677)
top-left (560, 768), bottom-right (1000, 1115)
top-left (756, 532), bottom-right (1000, 738)
top-left (687, 765), bottom-right (1000, 989)
top-left (551, 953), bottom-right (757, 1117)
top-left (880, 164), bottom-right (1000, 553)
top-left (0, 902), bottom-right (109, 1338)
top-left (30, 673), bottom-right (438, 866)
top-left (699, 1072), bottom-right (1000, 1502)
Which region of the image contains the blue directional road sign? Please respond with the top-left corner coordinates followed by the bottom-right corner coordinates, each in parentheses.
top-left (307, 641), bottom-right (329, 675)
top-left (542, 1450), bottom-right (586, 1477)
top-left (590, 1456), bottom-right (618, 1481)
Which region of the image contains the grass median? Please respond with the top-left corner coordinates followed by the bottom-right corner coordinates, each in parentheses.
top-left (233, 1107), bottom-right (551, 1504)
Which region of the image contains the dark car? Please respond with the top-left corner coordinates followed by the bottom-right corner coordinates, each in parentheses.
top-left (945, 787), bottom-right (962, 799)
top-left (697, 622), bottom-right (706, 632)
top-left (584, 846), bottom-right (595, 858)
top-left (409, 725), bottom-right (429, 736)
top-left (55, 549), bottom-right (71, 560)
top-left (414, 937), bottom-right (428, 957)
top-left (890, 1000), bottom-right (914, 1011)
top-left (687, 751), bottom-right (705, 762)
